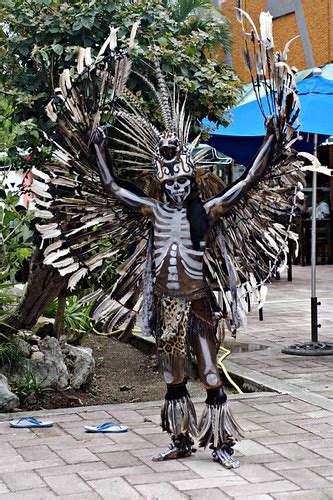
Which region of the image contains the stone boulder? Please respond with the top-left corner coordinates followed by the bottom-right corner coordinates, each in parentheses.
top-left (0, 374), bottom-right (19, 411)
top-left (62, 344), bottom-right (95, 389)
top-left (33, 317), bottom-right (55, 338)
top-left (13, 337), bottom-right (31, 358)
top-left (23, 337), bottom-right (69, 389)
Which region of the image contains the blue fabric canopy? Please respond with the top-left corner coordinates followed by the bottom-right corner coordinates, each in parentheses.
top-left (204, 76), bottom-right (333, 166)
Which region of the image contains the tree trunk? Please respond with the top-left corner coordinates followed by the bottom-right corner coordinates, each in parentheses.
top-left (2, 248), bottom-right (68, 335)
top-left (53, 289), bottom-right (66, 340)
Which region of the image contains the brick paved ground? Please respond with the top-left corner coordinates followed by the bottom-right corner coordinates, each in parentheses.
top-left (0, 264), bottom-right (332, 499)
top-left (227, 265), bottom-right (333, 405)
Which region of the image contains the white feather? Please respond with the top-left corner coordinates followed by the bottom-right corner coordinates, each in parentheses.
top-left (282, 35), bottom-right (300, 61)
top-left (259, 11), bottom-right (273, 49)
top-left (53, 257), bottom-right (75, 269)
top-left (87, 249), bottom-right (119, 271)
top-left (44, 241), bottom-right (62, 257)
top-left (34, 209), bottom-right (53, 219)
top-left (59, 263), bottom-right (80, 276)
top-left (34, 197), bottom-right (51, 208)
top-left (66, 216), bottom-right (110, 236)
top-left (41, 229), bottom-right (62, 239)
top-left (30, 180), bottom-right (52, 199)
top-left (77, 47), bottom-right (85, 74)
top-left (50, 177), bottom-right (77, 188)
top-left (257, 285), bottom-right (268, 310)
top-left (236, 8), bottom-right (260, 40)
top-left (44, 248), bottom-right (70, 265)
top-left (84, 47), bottom-right (93, 66)
top-left (59, 69), bottom-right (72, 98)
top-left (129, 21), bottom-right (140, 49)
top-left (109, 26), bottom-right (119, 51)
top-left (53, 149), bottom-right (71, 164)
top-left (68, 268), bottom-right (88, 290)
top-left (36, 222), bottom-right (58, 234)
top-left (45, 101), bottom-right (57, 122)
top-left (31, 166), bottom-right (50, 182)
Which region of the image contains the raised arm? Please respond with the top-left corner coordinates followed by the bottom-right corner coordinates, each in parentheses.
top-left (205, 127), bottom-right (276, 218)
top-left (93, 130), bottom-right (156, 213)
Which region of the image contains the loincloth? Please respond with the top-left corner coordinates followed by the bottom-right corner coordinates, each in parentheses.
top-left (154, 289), bottom-right (220, 374)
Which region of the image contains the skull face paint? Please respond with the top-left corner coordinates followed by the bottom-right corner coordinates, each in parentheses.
top-left (164, 176), bottom-right (192, 205)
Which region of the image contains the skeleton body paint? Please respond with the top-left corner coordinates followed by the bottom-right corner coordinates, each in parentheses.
top-left (164, 176), bottom-right (191, 205)
top-left (153, 204), bottom-right (204, 293)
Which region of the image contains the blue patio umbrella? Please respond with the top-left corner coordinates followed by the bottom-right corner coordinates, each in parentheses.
top-left (203, 75), bottom-right (333, 166)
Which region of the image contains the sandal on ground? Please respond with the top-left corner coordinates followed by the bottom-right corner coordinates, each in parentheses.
top-left (84, 422), bottom-right (128, 433)
top-left (9, 417), bottom-right (54, 428)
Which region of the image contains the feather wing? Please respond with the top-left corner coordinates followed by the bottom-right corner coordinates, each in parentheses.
top-left (34, 27), bottom-right (153, 334)
top-left (203, 11), bottom-right (310, 335)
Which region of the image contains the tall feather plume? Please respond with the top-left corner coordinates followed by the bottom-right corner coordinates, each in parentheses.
top-left (153, 56), bottom-right (174, 131)
top-left (238, 9), bottom-right (300, 142)
top-left (112, 56), bottom-right (132, 99)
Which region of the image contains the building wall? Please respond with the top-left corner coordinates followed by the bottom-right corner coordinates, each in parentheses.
top-left (221, 0), bottom-right (332, 82)
top-left (303, 0), bottom-right (331, 67)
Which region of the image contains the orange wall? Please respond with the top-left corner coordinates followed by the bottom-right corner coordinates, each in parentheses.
top-left (273, 13), bottom-right (306, 72)
top-left (221, 0), bottom-right (331, 82)
top-left (221, 0), bottom-right (266, 81)
top-left (302, 0), bottom-right (330, 68)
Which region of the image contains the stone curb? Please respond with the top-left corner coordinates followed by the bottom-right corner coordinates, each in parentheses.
top-left (0, 391), bottom-right (281, 421)
top-left (225, 359), bottom-right (333, 411)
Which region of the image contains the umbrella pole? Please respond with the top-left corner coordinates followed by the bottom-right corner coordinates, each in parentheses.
top-left (282, 133), bottom-right (333, 355)
top-left (311, 134), bottom-right (318, 342)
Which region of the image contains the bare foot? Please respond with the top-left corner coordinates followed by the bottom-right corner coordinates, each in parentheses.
top-left (212, 448), bottom-right (240, 469)
top-left (152, 444), bottom-right (193, 462)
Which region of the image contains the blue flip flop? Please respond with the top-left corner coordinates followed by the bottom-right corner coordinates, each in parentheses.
top-left (84, 421), bottom-right (128, 433)
top-left (9, 417), bottom-right (54, 428)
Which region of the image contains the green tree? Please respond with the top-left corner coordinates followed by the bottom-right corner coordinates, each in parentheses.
top-left (0, 0), bottom-right (240, 334)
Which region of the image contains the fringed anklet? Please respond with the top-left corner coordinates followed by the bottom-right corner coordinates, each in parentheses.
top-left (153, 381), bottom-right (197, 462)
top-left (198, 386), bottom-right (242, 468)
top-left (161, 381), bottom-right (198, 437)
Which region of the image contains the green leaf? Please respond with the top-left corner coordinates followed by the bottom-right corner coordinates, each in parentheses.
top-left (52, 43), bottom-right (63, 55)
top-left (157, 36), bottom-right (168, 46)
top-left (19, 248), bottom-right (32, 259)
top-left (186, 45), bottom-right (197, 57)
top-left (81, 17), bottom-right (94, 29)
top-left (72, 19), bottom-right (83, 31)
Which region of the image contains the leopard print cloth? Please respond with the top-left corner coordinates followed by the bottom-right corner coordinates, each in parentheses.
top-left (154, 293), bottom-right (218, 374)
top-left (155, 296), bottom-right (191, 372)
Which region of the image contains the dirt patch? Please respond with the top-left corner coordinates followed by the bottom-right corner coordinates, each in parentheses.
top-left (19, 335), bottom-right (215, 411)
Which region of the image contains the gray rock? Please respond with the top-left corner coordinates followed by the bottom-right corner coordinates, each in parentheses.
top-left (23, 337), bottom-right (69, 389)
top-left (0, 374), bottom-right (19, 411)
top-left (30, 351), bottom-right (44, 362)
top-left (62, 344), bottom-right (95, 389)
top-left (13, 337), bottom-right (31, 357)
top-left (33, 317), bottom-right (55, 338)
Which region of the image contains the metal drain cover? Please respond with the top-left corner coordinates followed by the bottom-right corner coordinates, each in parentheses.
top-left (282, 342), bottom-right (333, 356)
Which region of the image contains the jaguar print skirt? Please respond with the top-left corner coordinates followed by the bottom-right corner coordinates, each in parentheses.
top-left (154, 291), bottom-right (219, 374)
